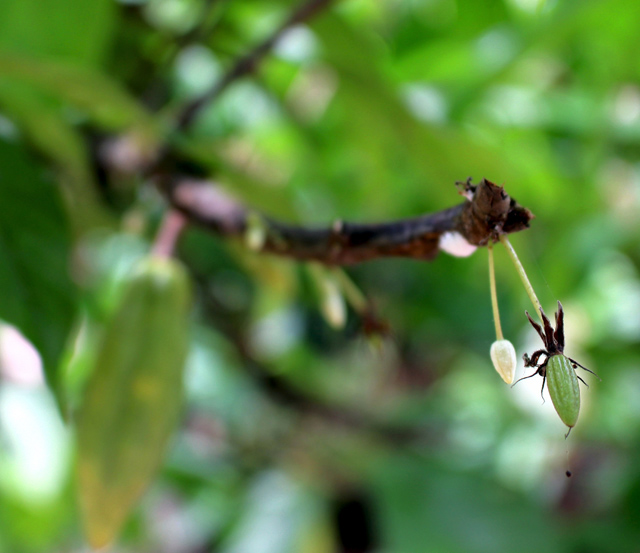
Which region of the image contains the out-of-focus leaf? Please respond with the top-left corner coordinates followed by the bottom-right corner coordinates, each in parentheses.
top-left (312, 15), bottom-right (523, 213)
top-left (0, 0), bottom-right (115, 65)
top-left (393, 39), bottom-right (487, 84)
top-left (0, 82), bottom-right (110, 231)
top-left (0, 51), bottom-right (157, 135)
top-left (371, 454), bottom-right (563, 553)
top-left (0, 85), bottom-right (88, 176)
top-left (0, 139), bottom-right (76, 396)
top-left (0, 49), bottom-right (154, 233)
top-left (219, 470), bottom-right (330, 553)
top-left (0, 491), bottom-right (74, 553)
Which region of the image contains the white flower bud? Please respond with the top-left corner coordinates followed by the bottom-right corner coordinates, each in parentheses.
top-left (490, 339), bottom-right (517, 384)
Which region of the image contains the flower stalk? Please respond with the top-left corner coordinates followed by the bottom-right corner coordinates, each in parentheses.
top-left (488, 241), bottom-right (516, 384)
top-left (488, 242), bottom-right (503, 341)
top-left (499, 235), bottom-right (543, 322)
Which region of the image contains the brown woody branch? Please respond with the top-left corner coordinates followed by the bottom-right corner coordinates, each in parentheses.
top-left (160, 176), bottom-right (534, 265)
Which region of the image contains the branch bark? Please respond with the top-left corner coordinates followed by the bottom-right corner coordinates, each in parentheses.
top-left (159, 176), bottom-right (534, 265)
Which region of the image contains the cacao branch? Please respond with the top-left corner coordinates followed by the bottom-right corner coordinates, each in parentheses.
top-left (160, 176), bottom-right (534, 265)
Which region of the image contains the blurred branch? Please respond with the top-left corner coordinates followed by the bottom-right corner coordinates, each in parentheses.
top-left (192, 269), bottom-right (430, 446)
top-left (245, 354), bottom-right (428, 445)
top-left (171, 0), bottom-right (335, 133)
top-left (159, 176), bottom-right (534, 265)
top-left (142, 0), bottom-right (533, 266)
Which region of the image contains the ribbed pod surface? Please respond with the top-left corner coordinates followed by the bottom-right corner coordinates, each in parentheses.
top-left (77, 257), bottom-right (191, 548)
top-left (547, 354), bottom-right (580, 429)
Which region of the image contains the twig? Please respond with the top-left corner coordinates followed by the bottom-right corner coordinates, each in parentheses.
top-left (159, 176), bottom-right (534, 265)
top-left (172, 0), bottom-right (335, 133)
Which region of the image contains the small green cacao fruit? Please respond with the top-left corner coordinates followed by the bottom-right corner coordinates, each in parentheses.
top-left (76, 256), bottom-right (191, 549)
top-left (490, 339), bottom-right (516, 384)
top-left (547, 354), bottom-right (580, 430)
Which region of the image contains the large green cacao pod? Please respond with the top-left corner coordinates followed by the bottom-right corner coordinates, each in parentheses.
top-left (76, 257), bottom-right (191, 549)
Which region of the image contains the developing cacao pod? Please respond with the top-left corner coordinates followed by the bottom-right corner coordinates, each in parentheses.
top-left (546, 354), bottom-right (581, 430)
top-left (76, 256), bottom-right (191, 549)
top-left (516, 302), bottom-right (597, 437)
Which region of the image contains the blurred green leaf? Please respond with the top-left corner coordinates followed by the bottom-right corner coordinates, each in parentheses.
top-left (371, 454), bottom-right (563, 553)
top-left (0, 139), bottom-right (76, 395)
top-left (219, 471), bottom-right (331, 553)
top-left (0, 51), bottom-right (157, 134)
top-left (0, 82), bottom-right (110, 231)
top-left (312, 14), bottom-right (523, 213)
top-left (0, 0), bottom-right (115, 65)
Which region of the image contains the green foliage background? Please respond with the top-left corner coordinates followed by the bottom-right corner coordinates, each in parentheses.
top-left (1, 0), bottom-right (639, 551)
